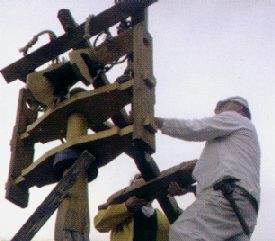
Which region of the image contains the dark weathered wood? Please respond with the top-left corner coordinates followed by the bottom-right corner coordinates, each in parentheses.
top-left (11, 151), bottom-right (95, 241)
top-left (99, 158), bottom-right (196, 224)
top-left (5, 88), bottom-right (37, 208)
top-left (58, 9), bottom-right (91, 50)
top-left (157, 195), bottom-right (182, 224)
top-left (62, 230), bottom-right (89, 241)
top-left (92, 73), bottom-right (131, 129)
top-left (1, 1), bottom-right (157, 83)
top-left (126, 146), bottom-right (183, 224)
top-left (125, 129), bottom-right (180, 223)
top-left (105, 159), bottom-right (196, 206)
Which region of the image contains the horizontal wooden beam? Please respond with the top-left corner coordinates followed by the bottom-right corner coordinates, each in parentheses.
top-left (16, 125), bottom-right (133, 188)
top-left (101, 159), bottom-right (197, 207)
top-left (21, 80), bottom-right (133, 143)
top-left (1, 0), bottom-right (157, 83)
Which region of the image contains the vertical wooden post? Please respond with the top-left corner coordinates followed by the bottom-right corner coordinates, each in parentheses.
top-left (132, 11), bottom-right (156, 154)
top-left (6, 88), bottom-right (37, 208)
top-left (130, 11), bottom-right (181, 223)
top-left (55, 113), bottom-right (90, 241)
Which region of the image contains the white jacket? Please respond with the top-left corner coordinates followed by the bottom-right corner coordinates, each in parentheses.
top-left (160, 111), bottom-right (261, 203)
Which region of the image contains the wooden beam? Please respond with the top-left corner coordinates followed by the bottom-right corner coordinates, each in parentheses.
top-left (57, 8), bottom-right (130, 130)
top-left (132, 21), bottom-right (155, 153)
top-left (104, 159), bottom-right (196, 207)
top-left (21, 80), bottom-right (133, 143)
top-left (11, 151), bottom-right (96, 241)
top-left (126, 147), bottom-right (184, 224)
top-left (5, 88), bottom-right (37, 208)
top-left (1, 1), bottom-right (157, 83)
top-left (16, 125), bottom-right (133, 188)
top-left (57, 9), bottom-right (91, 49)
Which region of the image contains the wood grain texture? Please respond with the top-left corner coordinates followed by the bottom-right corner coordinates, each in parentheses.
top-left (132, 22), bottom-right (155, 153)
top-left (6, 88), bottom-right (37, 208)
top-left (16, 125), bottom-right (133, 188)
top-left (11, 151), bottom-right (95, 241)
top-left (1, 1), bottom-right (157, 82)
top-left (21, 80), bottom-right (133, 143)
top-left (106, 159), bottom-right (197, 205)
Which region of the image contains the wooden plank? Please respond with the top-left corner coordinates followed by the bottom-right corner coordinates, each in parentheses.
top-left (105, 160), bottom-right (196, 206)
top-left (16, 125), bottom-right (133, 188)
top-left (132, 21), bottom-right (155, 153)
top-left (11, 151), bottom-right (95, 241)
top-left (21, 80), bottom-right (133, 143)
top-left (5, 88), bottom-right (37, 208)
top-left (1, 1), bottom-right (157, 83)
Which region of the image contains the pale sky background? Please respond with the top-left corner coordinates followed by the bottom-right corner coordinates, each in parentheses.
top-left (0, 0), bottom-right (274, 240)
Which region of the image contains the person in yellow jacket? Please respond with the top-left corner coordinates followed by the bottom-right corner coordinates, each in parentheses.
top-left (94, 174), bottom-right (170, 241)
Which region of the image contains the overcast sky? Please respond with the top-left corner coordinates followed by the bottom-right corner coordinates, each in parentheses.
top-left (0, 0), bottom-right (275, 240)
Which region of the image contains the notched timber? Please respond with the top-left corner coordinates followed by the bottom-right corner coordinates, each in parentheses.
top-left (21, 80), bottom-right (133, 143)
top-left (1, 1), bottom-right (157, 83)
top-left (16, 125), bottom-right (134, 188)
top-left (132, 22), bottom-right (155, 153)
top-left (6, 88), bottom-right (37, 208)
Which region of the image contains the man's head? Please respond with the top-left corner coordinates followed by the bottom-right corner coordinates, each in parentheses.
top-left (214, 96), bottom-right (251, 119)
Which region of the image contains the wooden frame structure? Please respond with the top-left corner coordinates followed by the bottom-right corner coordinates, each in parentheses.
top-left (1, 1), bottom-right (195, 240)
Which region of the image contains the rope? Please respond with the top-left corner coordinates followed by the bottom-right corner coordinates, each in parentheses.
top-left (19, 30), bottom-right (57, 57)
top-left (93, 29), bottom-right (112, 49)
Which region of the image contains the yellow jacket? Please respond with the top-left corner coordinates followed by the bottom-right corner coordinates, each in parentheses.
top-left (94, 203), bottom-right (170, 241)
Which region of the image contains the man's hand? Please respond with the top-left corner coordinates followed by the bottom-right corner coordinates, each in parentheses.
top-left (125, 196), bottom-right (148, 213)
top-left (154, 117), bottom-right (164, 129)
top-left (168, 182), bottom-right (195, 196)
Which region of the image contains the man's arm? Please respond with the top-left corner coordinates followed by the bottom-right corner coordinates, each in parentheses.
top-left (94, 197), bottom-right (147, 233)
top-left (155, 111), bottom-right (245, 142)
top-left (94, 203), bottom-right (131, 232)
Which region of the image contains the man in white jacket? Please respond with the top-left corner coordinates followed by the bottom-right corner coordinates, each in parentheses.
top-left (155, 96), bottom-right (260, 241)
